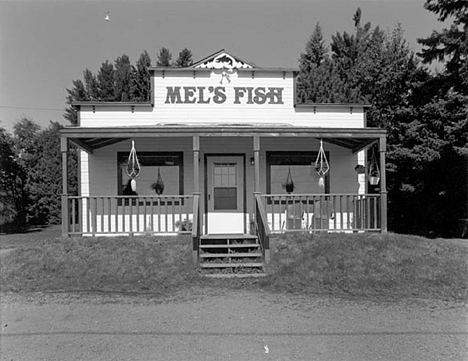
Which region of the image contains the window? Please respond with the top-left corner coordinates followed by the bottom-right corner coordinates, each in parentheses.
top-left (266, 151), bottom-right (329, 195)
top-left (213, 163), bottom-right (237, 210)
top-left (117, 152), bottom-right (183, 197)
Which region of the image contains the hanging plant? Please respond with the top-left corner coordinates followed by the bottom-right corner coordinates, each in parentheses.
top-left (314, 139), bottom-right (330, 188)
top-left (368, 146), bottom-right (380, 185)
top-left (282, 167), bottom-right (295, 194)
top-left (126, 140), bottom-right (141, 192)
top-left (151, 168), bottom-right (165, 195)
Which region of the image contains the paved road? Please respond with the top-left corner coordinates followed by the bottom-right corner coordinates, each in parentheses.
top-left (1, 290), bottom-right (467, 361)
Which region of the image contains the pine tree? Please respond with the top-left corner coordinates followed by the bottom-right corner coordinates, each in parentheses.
top-left (156, 47), bottom-right (172, 67)
top-left (299, 22), bottom-right (328, 74)
top-left (64, 79), bottom-right (87, 126)
top-left (175, 48), bottom-right (193, 67)
top-left (131, 50), bottom-right (152, 102)
top-left (83, 69), bottom-right (99, 101)
top-left (418, 0), bottom-right (468, 94)
top-left (114, 55), bottom-right (132, 102)
top-left (97, 60), bottom-right (115, 101)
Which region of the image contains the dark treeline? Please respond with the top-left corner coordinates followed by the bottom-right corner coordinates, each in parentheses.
top-left (1, 1), bottom-right (467, 237)
top-left (296, 2), bottom-right (467, 237)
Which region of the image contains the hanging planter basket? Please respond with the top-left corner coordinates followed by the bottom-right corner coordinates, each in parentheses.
top-left (282, 167), bottom-right (295, 194)
top-left (126, 140), bottom-right (141, 192)
top-left (151, 168), bottom-right (165, 195)
top-left (314, 140), bottom-right (330, 188)
top-left (368, 146), bottom-right (380, 185)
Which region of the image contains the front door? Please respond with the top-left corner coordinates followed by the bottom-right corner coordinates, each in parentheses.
top-left (206, 156), bottom-right (245, 234)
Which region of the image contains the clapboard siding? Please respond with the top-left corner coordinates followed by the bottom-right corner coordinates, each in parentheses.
top-left (81, 137), bottom-right (363, 218)
top-left (83, 138), bottom-right (194, 197)
top-left (78, 71), bottom-right (365, 128)
top-left (78, 107), bottom-right (365, 128)
top-left (259, 138), bottom-right (361, 195)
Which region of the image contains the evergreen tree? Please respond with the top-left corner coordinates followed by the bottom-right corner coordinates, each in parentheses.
top-left (156, 47), bottom-right (172, 66)
top-left (114, 54), bottom-right (133, 102)
top-left (175, 48), bottom-right (193, 67)
top-left (299, 22), bottom-right (328, 74)
top-left (131, 50), bottom-right (152, 102)
top-left (83, 69), bottom-right (99, 101)
top-left (64, 79), bottom-right (87, 126)
top-left (97, 60), bottom-right (115, 101)
top-left (418, 0), bottom-right (468, 94)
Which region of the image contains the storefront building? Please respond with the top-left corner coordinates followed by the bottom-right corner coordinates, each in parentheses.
top-left (60, 50), bottom-right (387, 265)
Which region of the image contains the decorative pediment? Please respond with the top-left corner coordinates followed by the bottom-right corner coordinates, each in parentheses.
top-left (193, 50), bottom-right (255, 70)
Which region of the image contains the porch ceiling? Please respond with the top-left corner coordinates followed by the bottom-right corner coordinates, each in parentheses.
top-left (61, 126), bottom-right (385, 154)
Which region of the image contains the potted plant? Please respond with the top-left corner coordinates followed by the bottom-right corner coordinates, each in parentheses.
top-left (150, 168), bottom-right (165, 195)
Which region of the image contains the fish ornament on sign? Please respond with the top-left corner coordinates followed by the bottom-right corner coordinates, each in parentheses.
top-left (126, 140), bottom-right (141, 192)
top-left (196, 53), bottom-right (253, 84)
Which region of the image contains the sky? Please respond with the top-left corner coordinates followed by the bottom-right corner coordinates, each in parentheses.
top-left (0, 0), bottom-right (446, 133)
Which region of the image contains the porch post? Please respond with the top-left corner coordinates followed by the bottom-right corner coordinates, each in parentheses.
top-left (379, 136), bottom-right (388, 233)
top-left (193, 135), bottom-right (200, 193)
top-left (192, 135), bottom-right (200, 265)
top-left (61, 136), bottom-right (69, 237)
top-left (253, 135), bottom-right (260, 193)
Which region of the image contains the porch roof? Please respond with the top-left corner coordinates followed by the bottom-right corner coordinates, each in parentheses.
top-left (60, 125), bottom-right (386, 154)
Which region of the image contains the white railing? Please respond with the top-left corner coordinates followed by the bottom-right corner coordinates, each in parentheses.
top-left (65, 195), bottom-right (194, 236)
top-left (259, 194), bottom-right (381, 233)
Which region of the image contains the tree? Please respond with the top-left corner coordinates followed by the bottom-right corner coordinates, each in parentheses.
top-left (64, 79), bottom-right (87, 126)
top-left (175, 48), bottom-right (193, 67)
top-left (299, 22), bottom-right (328, 74)
top-left (418, 0), bottom-right (468, 94)
top-left (156, 47), bottom-right (172, 66)
top-left (114, 54), bottom-right (133, 102)
top-left (0, 127), bottom-right (27, 228)
top-left (83, 69), bottom-right (99, 101)
top-left (26, 123), bottom-right (60, 224)
top-left (97, 60), bottom-right (115, 101)
top-left (131, 50), bottom-right (152, 102)
top-left (297, 7), bottom-right (467, 236)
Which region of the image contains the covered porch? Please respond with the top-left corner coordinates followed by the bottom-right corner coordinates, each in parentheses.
top-left (60, 125), bottom-right (387, 263)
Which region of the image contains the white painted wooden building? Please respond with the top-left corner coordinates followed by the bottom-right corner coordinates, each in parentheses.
top-left (60, 50), bottom-right (387, 265)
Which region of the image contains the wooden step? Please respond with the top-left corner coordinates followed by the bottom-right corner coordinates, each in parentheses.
top-left (200, 244), bottom-right (260, 249)
top-left (200, 252), bottom-right (262, 258)
top-left (200, 262), bottom-right (264, 268)
top-left (200, 234), bottom-right (258, 240)
top-left (204, 273), bottom-right (267, 278)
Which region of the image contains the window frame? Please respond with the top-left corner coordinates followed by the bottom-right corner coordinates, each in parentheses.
top-left (117, 152), bottom-right (184, 205)
top-left (266, 151), bottom-right (330, 201)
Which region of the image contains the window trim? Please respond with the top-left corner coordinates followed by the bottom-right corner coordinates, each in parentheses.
top-left (266, 151), bottom-right (330, 197)
top-left (117, 152), bottom-right (184, 203)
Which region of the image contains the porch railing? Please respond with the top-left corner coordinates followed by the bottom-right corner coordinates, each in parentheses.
top-left (259, 194), bottom-right (381, 233)
top-left (65, 195), bottom-right (194, 236)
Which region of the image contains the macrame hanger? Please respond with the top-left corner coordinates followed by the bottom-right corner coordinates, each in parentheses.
top-left (314, 139), bottom-right (330, 188)
top-left (368, 145), bottom-right (380, 185)
top-left (126, 140), bottom-right (141, 192)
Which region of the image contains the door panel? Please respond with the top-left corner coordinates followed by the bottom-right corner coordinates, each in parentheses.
top-left (207, 156), bottom-right (244, 234)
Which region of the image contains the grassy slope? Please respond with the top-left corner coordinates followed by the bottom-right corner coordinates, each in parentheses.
top-left (1, 231), bottom-right (467, 301)
top-left (264, 233), bottom-right (468, 301)
top-left (0, 236), bottom-right (203, 294)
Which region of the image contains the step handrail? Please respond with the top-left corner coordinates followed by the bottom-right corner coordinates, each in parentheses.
top-left (192, 194), bottom-right (200, 266)
top-left (254, 193), bottom-right (271, 263)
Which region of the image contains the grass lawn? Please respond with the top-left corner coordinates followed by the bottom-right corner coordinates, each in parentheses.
top-left (1, 227), bottom-right (467, 302)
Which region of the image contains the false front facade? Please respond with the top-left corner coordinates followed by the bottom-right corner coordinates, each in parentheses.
top-left (60, 50), bottom-right (387, 264)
